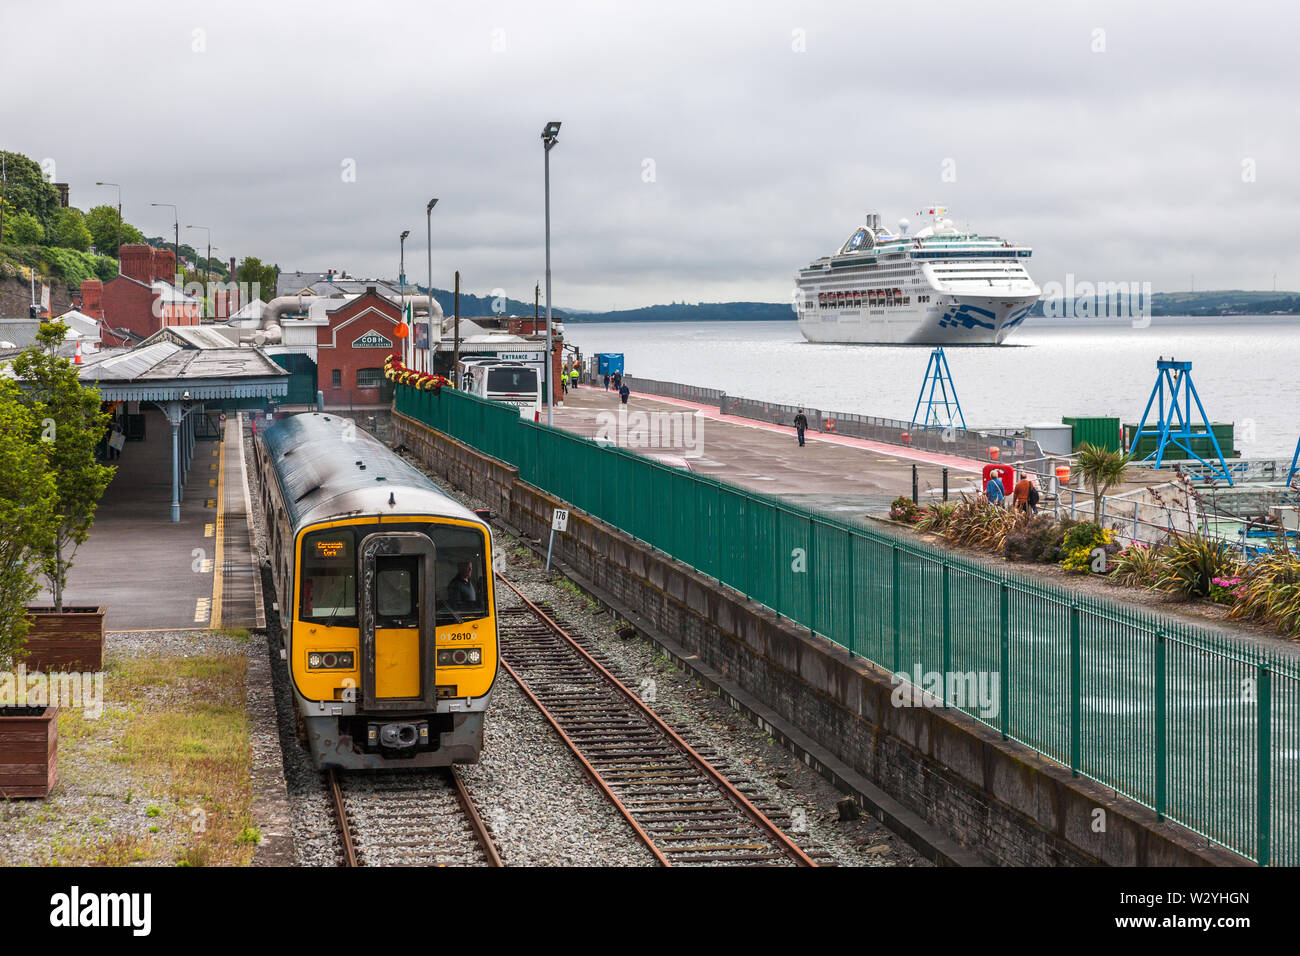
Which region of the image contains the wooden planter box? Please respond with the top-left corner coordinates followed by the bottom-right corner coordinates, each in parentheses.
top-left (22, 606), bottom-right (105, 672)
top-left (0, 707), bottom-right (58, 798)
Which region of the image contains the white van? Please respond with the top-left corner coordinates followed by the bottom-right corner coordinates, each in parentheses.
top-left (462, 361), bottom-right (542, 420)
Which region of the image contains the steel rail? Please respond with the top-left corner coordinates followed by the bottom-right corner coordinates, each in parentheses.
top-left (495, 571), bottom-right (817, 867)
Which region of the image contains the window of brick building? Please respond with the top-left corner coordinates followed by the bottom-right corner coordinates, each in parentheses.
top-left (332, 369), bottom-right (341, 387)
top-left (356, 368), bottom-right (383, 388)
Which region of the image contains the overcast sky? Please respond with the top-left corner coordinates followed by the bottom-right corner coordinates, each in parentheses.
top-left (4, 0), bottom-right (1296, 310)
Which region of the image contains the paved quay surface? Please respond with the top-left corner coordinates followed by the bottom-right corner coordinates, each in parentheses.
top-left (40, 408), bottom-right (258, 631)
top-left (553, 386), bottom-right (988, 520)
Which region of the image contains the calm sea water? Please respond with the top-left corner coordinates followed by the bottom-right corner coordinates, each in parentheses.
top-left (564, 316), bottom-right (1300, 457)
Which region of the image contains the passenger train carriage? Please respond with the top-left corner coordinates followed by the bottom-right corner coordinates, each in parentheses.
top-left (254, 412), bottom-right (497, 769)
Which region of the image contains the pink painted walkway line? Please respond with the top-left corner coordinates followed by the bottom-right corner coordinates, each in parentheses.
top-left (616, 389), bottom-right (988, 471)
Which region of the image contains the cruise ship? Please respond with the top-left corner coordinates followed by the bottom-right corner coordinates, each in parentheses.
top-left (795, 208), bottom-right (1040, 345)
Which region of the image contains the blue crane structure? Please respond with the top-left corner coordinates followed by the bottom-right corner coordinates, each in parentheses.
top-left (910, 347), bottom-right (967, 431)
top-left (1132, 358), bottom-right (1234, 485)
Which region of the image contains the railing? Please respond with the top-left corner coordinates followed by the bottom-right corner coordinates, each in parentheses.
top-left (395, 383), bottom-right (1300, 865)
top-left (619, 375), bottom-right (1044, 463)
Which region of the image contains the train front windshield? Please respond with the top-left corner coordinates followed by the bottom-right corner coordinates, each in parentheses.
top-left (486, 367), bottom-right (538, 395)
top-left (431, 525), bottom-right (489, 624)
top-left (300, 531), bottom-right (357, 623)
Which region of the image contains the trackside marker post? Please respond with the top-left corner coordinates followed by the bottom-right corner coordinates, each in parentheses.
top-left (547, 508), bottom-right (569, 570)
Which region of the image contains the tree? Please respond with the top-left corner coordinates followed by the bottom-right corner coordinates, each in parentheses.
top-left (4, 210), bottom-right (44, 244)
top-left (0, 150), bottom-right (59, 232)
top-left (1076, 442), bottom-right (1132, 523)
top-left (11, 321), bottom-right (115, 613)
top-left (0, 379), bottom-right (58, 666)
top-left (236, 256), bottom-right (279, 301)
top-left (84, 204), bottom-right (136, 255)
top-left (49, 207), bottom-right (92, 251)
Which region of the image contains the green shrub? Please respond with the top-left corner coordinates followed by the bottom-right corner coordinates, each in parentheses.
top-left (1004, 514), bottom-right (1070, 563)
top-left (890, 496), bottom-right (922, 523)
top-left (941, 494), bottom-right (1020, 552)
top-left (1111, 543), bottom-right (1167, 588)
top-left (1059, 522), bottom-right (1117, 574)
top-left (1228, 551), bottom-right (1300, 634)
top-left (915, 502), bottom-right (957, 534)
top-left (1153, 533), bottom-right (1240, 598)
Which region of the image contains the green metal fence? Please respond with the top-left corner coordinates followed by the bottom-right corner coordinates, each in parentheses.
top-left (396, 384), bottom-right (1300, 865)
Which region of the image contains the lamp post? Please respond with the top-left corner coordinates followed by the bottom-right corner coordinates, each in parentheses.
top-left (95, 181), bottom-right (122, 263)
top-left (426, 198), bottom-right (438, 375)
top-left (186, 225), bottom-right (211, 319)
top-left (150, 202), bottom-right (179, 279)
top-left (399, 229), bottom-right (410, 366)
top-left (541, 120), bottom-right (561, 425)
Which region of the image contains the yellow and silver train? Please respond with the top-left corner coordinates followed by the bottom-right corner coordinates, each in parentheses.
top-left (254, 412), bottom-right (497, 769)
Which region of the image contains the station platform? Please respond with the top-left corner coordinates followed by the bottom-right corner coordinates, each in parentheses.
top-left (41, 409), bottom-right (259, 631)
top-left (552, 386), bottom-right (988, 520)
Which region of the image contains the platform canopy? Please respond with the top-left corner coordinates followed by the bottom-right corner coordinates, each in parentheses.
top-left (75, 339), bottom-right (288, 521)
top-left (77, 338), bottom-right (288, 403)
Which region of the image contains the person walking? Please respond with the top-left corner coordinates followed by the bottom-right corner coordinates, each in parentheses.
top-left (985, 474), bottom-right (1006, 506)
top-left (619, 383), bottom-right (630, 405)
top-left (793, 408), bottom-right (808, 447)
top-left (1013, 473), bottom-right (1035, 514)
top-left (603, 372), bottom-right (610, 390)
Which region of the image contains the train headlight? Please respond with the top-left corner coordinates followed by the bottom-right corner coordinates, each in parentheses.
top-left (437, 648), bottom-right (483, 666)
top-left (308, 651), bottom-right (355, 670)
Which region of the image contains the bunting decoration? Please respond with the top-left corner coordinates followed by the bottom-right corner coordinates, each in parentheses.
top-left (384, 354), bottom-right (453, 393)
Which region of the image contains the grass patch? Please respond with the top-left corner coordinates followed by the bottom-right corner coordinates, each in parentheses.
top-left (214, 627), bottom-right (250, 642)
top-left (50, 652), bottom-right (255, 867)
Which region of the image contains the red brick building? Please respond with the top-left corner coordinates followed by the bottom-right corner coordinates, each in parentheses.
top-left (79, 244), bottom-right (201, 345)
top-left (314, 288), bottom-right (403, 406)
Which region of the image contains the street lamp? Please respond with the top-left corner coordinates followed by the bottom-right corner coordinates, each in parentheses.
top-left (426, 198), bottom-right (438, 375)
top-left (95, 181), bottom-right (122, 262)
top-left (150, 202), bottom-right (179, 280)
top-left (541, 120), bottom-right (561, 425)
top-left (399, 229), bottom-right (410, 365)
top-left (186, 224), bottom-right (211, 319)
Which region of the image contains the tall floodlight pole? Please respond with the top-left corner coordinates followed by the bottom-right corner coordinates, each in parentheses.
top-left (399, 229), bottom-right (410, 366)
top-left (96, 181), bottom-right (122, 264)
top-left (541, 120), bottom-right (561, 425)
top-left (426, 198), bottom-right (438, 374)
top-left (186, 224), bottom-right (211, 319)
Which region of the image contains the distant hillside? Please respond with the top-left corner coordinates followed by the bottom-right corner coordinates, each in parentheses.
top-left (1032, 289), bottom-right (1300, 318)
top-left (562, 301), bottom-right (793, 323)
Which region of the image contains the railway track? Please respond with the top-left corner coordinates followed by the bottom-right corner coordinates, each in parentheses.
top-left (327, 766), bottom-right (503, 867)
top-left (495, 572), bottom-right (823, 867)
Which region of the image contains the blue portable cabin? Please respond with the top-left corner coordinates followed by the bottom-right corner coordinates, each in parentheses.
top-left (596, 353), bottom-right (624, 376)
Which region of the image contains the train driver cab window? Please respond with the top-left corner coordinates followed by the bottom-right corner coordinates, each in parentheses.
top-left (376, 556), bottom-right (419, 628)
top-left (300, 530), bottom-right (357, 624)
top-left (431, 525), bottom-right (489, 624)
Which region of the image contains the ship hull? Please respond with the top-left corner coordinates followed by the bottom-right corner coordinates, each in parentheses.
top-left (796, 294), bottom-right (1037, 345)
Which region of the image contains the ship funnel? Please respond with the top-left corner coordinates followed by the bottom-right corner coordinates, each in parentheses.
top-left (865, 212), bottom-right (880, 231)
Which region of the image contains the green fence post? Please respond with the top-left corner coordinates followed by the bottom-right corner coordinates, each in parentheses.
top-left (847, 537), bottom-right (857, 659)
top-left (892, 545), bottom-right (901, 673)
top-left (1154, 630), bottom-right (1166, 821)
top-left (999, 580), bottom-right (1009, 740)
top-left (1070, 603), bottom-right (1081, 777)
top-left (808, 515), bottom-right (817, 639)
top-left (1258, 661), bottom-right (1271, 866)
top-left (941, 562), bottom-right (951, 705)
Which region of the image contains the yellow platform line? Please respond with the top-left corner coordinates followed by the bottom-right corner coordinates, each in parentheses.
top-left (211, 432), bottom-right (227, 630)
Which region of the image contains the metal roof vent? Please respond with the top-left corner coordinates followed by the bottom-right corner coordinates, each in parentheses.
top-left (388, 492), bottom-right (395, 506)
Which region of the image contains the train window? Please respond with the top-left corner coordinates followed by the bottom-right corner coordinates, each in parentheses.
top-left (376, 556), bottom-right (418, 626)
top-left (430, 525), bottom-right (489, 624)
top-left (300, 529), bottom-right (357, 624)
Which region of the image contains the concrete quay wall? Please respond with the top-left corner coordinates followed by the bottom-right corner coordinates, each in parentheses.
top-left (393, 411), bottom-right (1243, 867)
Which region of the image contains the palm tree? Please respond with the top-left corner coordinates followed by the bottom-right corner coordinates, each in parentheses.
top-left (1075, 442), bottom-right (1132, 523)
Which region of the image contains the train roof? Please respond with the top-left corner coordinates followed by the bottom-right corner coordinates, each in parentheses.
top-left (261, 412), bottom-right (482, 531)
